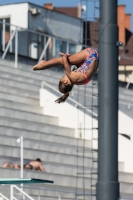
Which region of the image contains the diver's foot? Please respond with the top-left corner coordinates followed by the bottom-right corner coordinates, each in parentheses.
top-left (33, 60), bottom-right (46, 71)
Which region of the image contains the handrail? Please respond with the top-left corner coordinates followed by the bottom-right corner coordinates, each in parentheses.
top-left (10, 185), bottom-right (35, 200)
top-left (126, 71), bottom-right (133, 89)
top-left (38, 37), bottom-right (51, 63)
top-left (0, 193), bottom-right (10, 200)
top-left (41, 81), bottom-right (98, 117)
top-left (0, 20), bottom-right (88, 46)
top-left (2, 29), bottom-right (16, 60)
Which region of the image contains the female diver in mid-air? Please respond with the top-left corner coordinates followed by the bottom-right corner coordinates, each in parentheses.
top-left (33, 48), bottom-right (99, 103)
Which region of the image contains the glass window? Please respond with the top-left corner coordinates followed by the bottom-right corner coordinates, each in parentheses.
top-left (0, 18), bottom-right (10, 50)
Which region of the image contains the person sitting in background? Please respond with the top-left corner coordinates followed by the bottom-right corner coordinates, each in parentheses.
top-left (2, 163), bottom-right (15, 169)
top-left (2, 158), bottom-right (45, 172)
top-left (23, 158), bottom-right (45, 171)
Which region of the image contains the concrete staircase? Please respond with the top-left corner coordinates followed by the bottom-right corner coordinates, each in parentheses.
top-left (0, 59), bottom-right (132, 199)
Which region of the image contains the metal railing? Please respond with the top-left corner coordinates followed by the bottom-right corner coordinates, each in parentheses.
top-left (10, 185), bottom-right (35, 200)
top-left (1, 28), bottom-right (18, 68)
top-left (22, 185), bottom-right (95, 200)
top-left (0, 193), bottom-right (10, 200)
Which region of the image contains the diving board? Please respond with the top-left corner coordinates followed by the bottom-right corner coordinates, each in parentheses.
top-left (0, 178), bottom-right (54, 185)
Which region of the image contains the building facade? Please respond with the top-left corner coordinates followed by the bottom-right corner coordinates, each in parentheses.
top-left (0, 2), bottom-right (83, 60)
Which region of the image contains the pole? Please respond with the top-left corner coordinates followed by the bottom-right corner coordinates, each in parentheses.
top-left (10, 185), bottom-right (13, 200)
top-left (38, 37), bottom-right (51, 63)
top-left (2, 19), bottom-right (5, 51)
top-left (20, 136), bottom-right (23, 179)
top-left (96, 0), bottom-right (119, 200)
top-left (20, 137), bottom-right (23, 192)
top-left (15, 28), bottom-right (18, 69)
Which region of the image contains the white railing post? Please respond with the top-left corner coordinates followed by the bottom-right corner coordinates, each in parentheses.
top-left (2, 29), bottom-right (16, 60)
top-left (126, 70), bottom-right (133, 89)
top-left (38, 37), bottom-right (51, 63)
top-left (10, 28), bottom-right (13, 52)
top-left (38, 189), bottom-right (40, 200)
top-left (0, 193), bottom-right (10, 200)
top-left (75, 103), bottom-right (78, 138)
top-left (20, 136), bottom-right (23, 180)
top-left (2, 19), bottom-right (5, 51)
top-left (15, 28), bottom-right (18, 69)
top-left (10, 185), bottom-right (13, 200)
top-left (21, 136), bottom-right (24, 192)
top-left (10, 185), bottom-right (35, 200)
top-left (16, 137), bottom-right (24, 189)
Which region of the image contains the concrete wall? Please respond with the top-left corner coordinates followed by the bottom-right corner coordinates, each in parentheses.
top-left (0, 3), bottom-right (28, 30)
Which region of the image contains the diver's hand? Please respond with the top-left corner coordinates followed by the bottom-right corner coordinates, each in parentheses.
top-left (58, 52), bottom-right (71, 57)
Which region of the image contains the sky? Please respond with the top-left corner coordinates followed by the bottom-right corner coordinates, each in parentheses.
top-left (0, 0), bottom-right (133, 31)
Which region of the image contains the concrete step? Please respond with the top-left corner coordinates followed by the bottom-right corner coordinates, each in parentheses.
top-left (0, 59), bottom-right (62, 79)
top-left (0, 156), bottom-right (95, 177)
top-left (0, 168), bottom-right (133, 196)
top-left (1, 59), bottom-right (131, 102)
top-left (120, 182), bottom-right (133, 194)
top-left (120, 193), bottom-right (133, 199)
top-left (0, 99), bottom-right (43, 114)
top-left (0, 67), bottom-right (59, 87)
top-left (0, 71), bottom-right (96, 105)
top-left (0, 73), bottom-right (98, 110)
top-left (119, 87), bottom-right (133, 96)
top-left (0, 75), bottom-right (98, 110)
top-left (0, 182), bottom-right (94, 200)
top-left (20, 185), bottom-right (96, 200)
top-left (0, 128), bottom-right (126, 172)
top-left (0, 65), bottom-right (100, 109)
top-left (119, 172), bottom-right (133, 184)
top-left (0, 81), bottom-right (39, 99)
top-left (119, 162), bottom-right (125, 172)
top-left (119, 93), bottom-right (133, 103)
top-left (0, 168), bottom-right (96, 189)
top-left (0, 145), bottom-right (96, 168)
top-left (0, 64), bottom-right (96, 93)
top-left (0, 155), bottom-right (126, 182)
top-left (0, 71), bottom-right (42, 87)
top-left (0, 71), bottom-right (95, 101)
top-left (0, 70), bottom-right (97, 96)
top-left (0, 126), bottom-right (88, 148)
top-left (0, 107), bottom-right (58, 126)
top-left (0, 134), bottom-right (93, 158)
top-left (0, 76), bottom-right (40, 92)
top-left (119, 100), bottom-right (133, 108)
top-left (0, 117), bottom-right (75, 137)
top-left (0, 91), bottom-right (39, 106)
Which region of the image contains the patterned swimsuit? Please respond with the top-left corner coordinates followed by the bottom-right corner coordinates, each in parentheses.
top-left (75, 48), bottom-right (99, 85)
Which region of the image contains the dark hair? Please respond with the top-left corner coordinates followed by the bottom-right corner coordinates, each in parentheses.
top-left (55, 81), bottom-right (73, 103)
top-left (36, 158), bottom-right (41, 162)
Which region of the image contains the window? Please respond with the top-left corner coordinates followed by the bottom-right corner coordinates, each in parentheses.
top-left (0, 18), bottom-right (10, 50)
